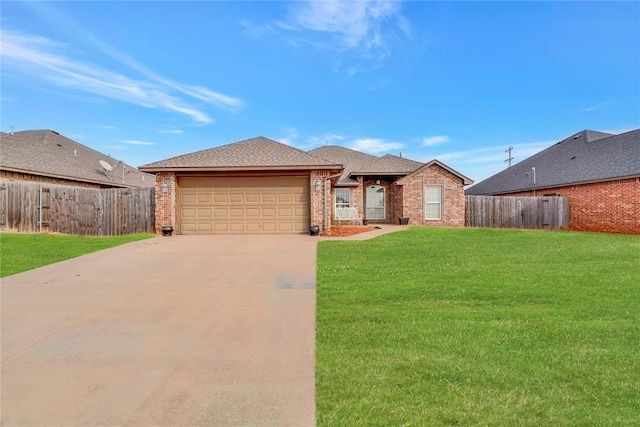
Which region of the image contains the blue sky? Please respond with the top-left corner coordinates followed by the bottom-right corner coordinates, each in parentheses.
top-left (2, 1), bottom-right (639, 183)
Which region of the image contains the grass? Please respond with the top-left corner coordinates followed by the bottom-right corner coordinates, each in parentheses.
top-left (0, 233), bottom-right (155, 277)
top-left (316, 227), bottom-right (640, 426)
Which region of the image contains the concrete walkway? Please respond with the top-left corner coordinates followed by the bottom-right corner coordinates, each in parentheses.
top-left (0, 226), bottom-right (407, 426)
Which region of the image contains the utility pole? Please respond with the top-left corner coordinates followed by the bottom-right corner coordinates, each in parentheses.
top-left (504, 146), bottom-right (514, 167)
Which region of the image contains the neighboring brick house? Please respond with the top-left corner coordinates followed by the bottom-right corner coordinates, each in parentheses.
top-left (465, 129), bottom-right (640, 235)
top-left (140, 136), bottom-right (472, 235)
top-left (0, 130), bottom-right (154, 188)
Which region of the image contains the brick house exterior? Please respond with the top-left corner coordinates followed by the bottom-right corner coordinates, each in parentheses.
top-left (310, 147), bottom-right (472, 228)
top-left (142, 137), bottom-right (473, 235)
top-left (466, 129), bottom-right (640, 235)
top-left (396, 162), bottom-right (468, 227)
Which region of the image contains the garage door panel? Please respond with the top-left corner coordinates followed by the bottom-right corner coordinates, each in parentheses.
top-left (278, 207), bottom-right (293, 217)
top-left (182, 194), bottom-right (197, 203)
top-left (278, 194), bottom-right (293, 203)
top-left (261, 193), bottom-right (277, 203)
top-left (197, 223), bottom-right (212, 232)
top-left (213, 194), bottom-right (227, 203)
top-left (179, 176), bottom-right (309, 234)
top-left (182, 223), bottom-right (196, 232)
top-left (246, 193), bottom-right (260, 203)
top-left (229, 207), bottom-right (244, 217)
top-left (197, 208), bottom-right (212, 218)
top-left (182, 208), bottom-right (196, 219)
top-left (229, 222), bottom-right (245, 233)
top-left (213, 223), bottom-right (229, 232)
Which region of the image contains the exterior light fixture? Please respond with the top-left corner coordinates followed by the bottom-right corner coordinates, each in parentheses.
top-left (161, 181), bottom-right (169, 193)
top-left (315, 179), bottom-right (322, 192)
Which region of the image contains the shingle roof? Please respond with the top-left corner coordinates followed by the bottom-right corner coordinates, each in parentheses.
top-left (0, 130), bottom-right (154, 188)
top-left (308, 146), bottom-right (426, 185)
top-left (353, 154), bottom-right (423, 175)
top-left (465, 129), bottom-right (640, 195)
top-left (308, 145), bottom-right (379, 185)
top-left (139, 136), bottom-right (341, 171)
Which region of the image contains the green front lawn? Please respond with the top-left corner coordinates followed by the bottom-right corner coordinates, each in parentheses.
top-left (317, 228), bottom-right (640, 426)
top-left (0, 233), bottom-right (155, 277)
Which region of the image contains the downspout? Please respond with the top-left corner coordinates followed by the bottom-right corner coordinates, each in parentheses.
top-left (323, 172), bottom-right (343, 232)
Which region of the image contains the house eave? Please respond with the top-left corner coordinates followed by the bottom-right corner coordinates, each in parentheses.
top-left (139, 164), bottom-right (343, 173)
top-left (472, 174), bottom-right (640, 195)
top-left (349, 171), bottom-right (410, 177)
top-left (0, 166), bottom-right (131, 188)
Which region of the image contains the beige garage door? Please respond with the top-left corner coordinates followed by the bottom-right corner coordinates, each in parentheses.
top-left (179, 176), bottom-right (309, 234)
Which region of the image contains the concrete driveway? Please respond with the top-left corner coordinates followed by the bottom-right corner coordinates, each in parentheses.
top-left (1, 235), bottom-right (318, 426)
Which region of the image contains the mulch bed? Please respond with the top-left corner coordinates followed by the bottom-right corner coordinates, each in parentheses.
top-left (323, 226), bottom-right (379, 237)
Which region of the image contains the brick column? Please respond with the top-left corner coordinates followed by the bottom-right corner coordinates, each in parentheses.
top-left (154, 172), bottom-right (177, 234)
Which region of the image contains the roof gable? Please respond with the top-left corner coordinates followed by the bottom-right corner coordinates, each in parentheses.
top-left (140, 136), bottom-right (341, 171)
top-left (396, 159), bottom-right (473, 186)
top-left (0, 130), bottom-right (154, 187)
top-left (466, 129), bottom-right (640, 195)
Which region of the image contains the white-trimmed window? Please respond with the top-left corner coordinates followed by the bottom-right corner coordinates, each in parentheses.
top-left (424, 185), bottom-right (442, 220)
top-left (366, 185), bottom-right (385, 219)
top-left (335, 188), bottom-right (351, 210)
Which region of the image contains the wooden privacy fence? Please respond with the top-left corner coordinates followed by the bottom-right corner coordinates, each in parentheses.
top-left (0, 181), bottom-right (155, 235)
top-left (466, 195), bottom-right (569, 230)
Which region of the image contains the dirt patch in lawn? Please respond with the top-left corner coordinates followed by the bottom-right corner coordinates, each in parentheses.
top-left (323, 226), bottom-right (380, 237)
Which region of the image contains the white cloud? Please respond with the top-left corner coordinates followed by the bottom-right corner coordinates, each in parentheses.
top-left (274, 0), bottom-right (411, 74)
top-left (158, 129), bottom-right (183, 135)
top-left (421, 135), bottom-right (451, 147)
top-left (307, 132), bottom-right (345, 147)
top-left (349, 137), bottom-right (403, 154)
top-left (286, 0), bottom-right (406, 50)
top-left (120, 139), bottom-right (155, 146)
top-left (0, 28), bottom-right (243, 124)
top-left (279, 127), bottom-right (300, 145)
top-left (421, 140), bottom-right (552, 183)
top-left (582, 101), bottom-right (609, 113)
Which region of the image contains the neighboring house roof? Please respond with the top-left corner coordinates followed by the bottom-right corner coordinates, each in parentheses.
top-left (0, 130), bottom-right (154, 188)
top-left (397, 160), bottom-right (474, 186)
top-left (465, 129), bottom-right (640, 195)
top-left (139, 136), bottom-right (342, 172)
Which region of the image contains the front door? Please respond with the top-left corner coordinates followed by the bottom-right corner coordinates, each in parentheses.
top-left (365, 185), bottom-right (385, 220)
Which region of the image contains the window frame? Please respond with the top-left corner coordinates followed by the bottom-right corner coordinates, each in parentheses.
top-left (334, 188), bottom-right (351, 211)
top-left (366, 185), bottom-right (386, 220)
top-left (424, 185), bottom-right (442, 220)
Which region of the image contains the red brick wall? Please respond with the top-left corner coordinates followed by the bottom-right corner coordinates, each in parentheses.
top-left (503, 178), bottom-right (639, 235)
top-left (154, 172), bottom-right (177, 234)
top-left (1, 170), bottom-right (105, 189)
top-left (399, 164), bottom-right (466, 227)
top-left (311, 170), bottom-right (332, 232)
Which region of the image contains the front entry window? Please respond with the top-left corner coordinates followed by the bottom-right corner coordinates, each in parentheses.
top-left (366, 185), bottom-right (385, 219)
